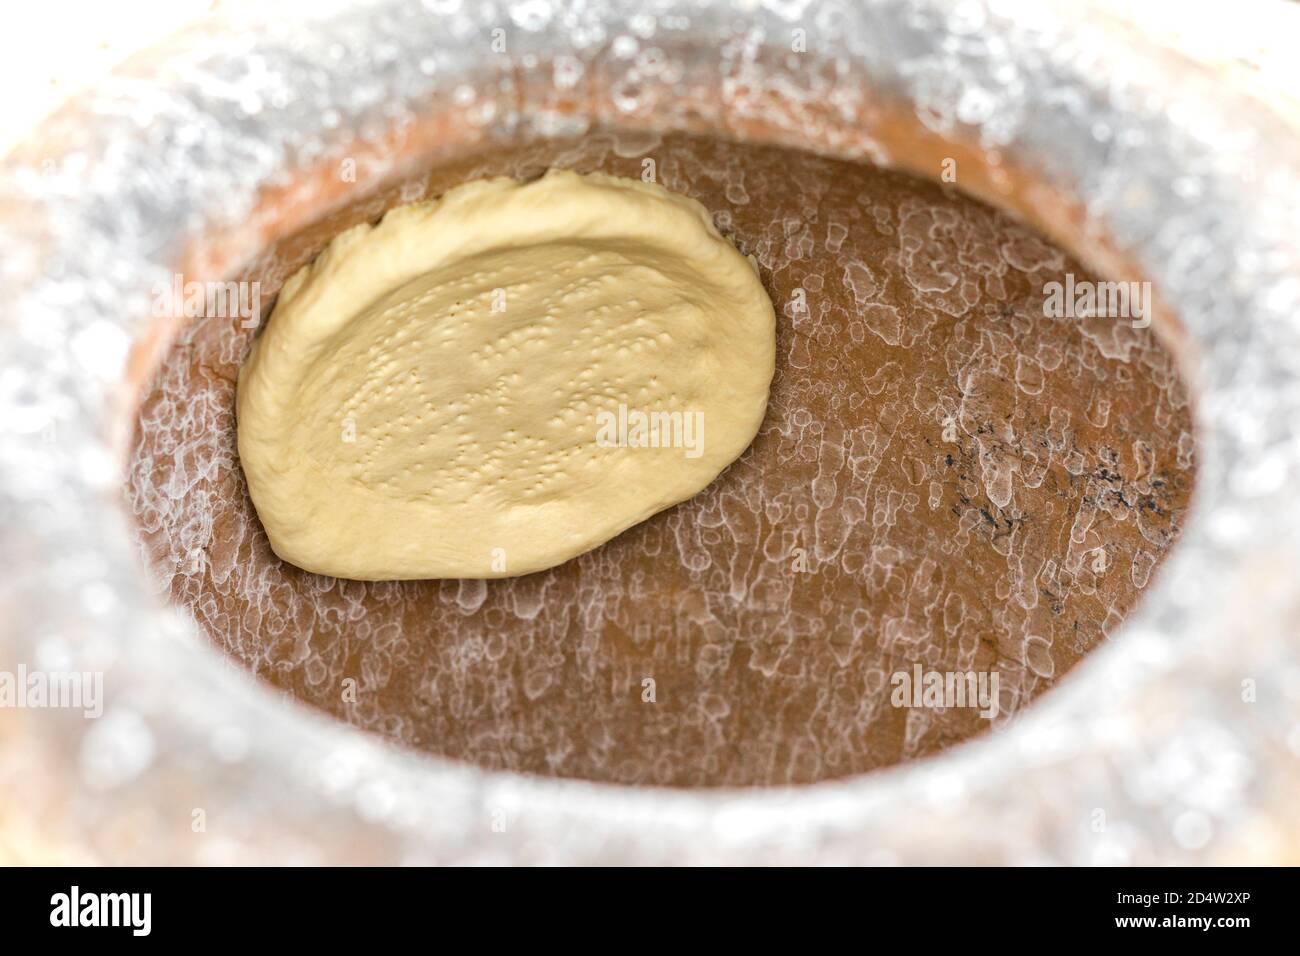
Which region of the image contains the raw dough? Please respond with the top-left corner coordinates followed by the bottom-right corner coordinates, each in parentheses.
top-left (236, 169), bottom-right (776, 579)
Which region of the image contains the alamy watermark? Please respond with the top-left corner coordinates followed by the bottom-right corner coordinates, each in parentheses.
top-left (595, 403), bottom-right (705, 459)
top-left (890, 664), bottom-right (1000, 719)
top-left (1043, 273), bottom-right (1151, 329)
top-left (151, 273), bottom-right (261, 328)
top-left (0, 665), bottom-right (102, 718)
top-left (50, 886), bottom-right (150, 936)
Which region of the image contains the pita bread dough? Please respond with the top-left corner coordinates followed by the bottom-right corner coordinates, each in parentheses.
top-left (236, 169), bottom-right (775, 579)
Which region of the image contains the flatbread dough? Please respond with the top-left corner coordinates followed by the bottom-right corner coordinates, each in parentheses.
top-left (236, 169), bottom-right (776, 579)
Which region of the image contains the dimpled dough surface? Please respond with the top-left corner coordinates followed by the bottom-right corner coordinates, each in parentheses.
top-left (236, 170), bottom-right (777, 580)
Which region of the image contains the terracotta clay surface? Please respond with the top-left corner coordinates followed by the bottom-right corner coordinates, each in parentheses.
top-left (126, 131), bottom-right (1195, 787)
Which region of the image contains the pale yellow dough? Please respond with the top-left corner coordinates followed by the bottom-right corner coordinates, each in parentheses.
top-left (236, 169), bottom-right (776, 580)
